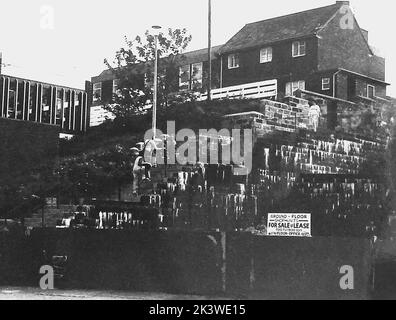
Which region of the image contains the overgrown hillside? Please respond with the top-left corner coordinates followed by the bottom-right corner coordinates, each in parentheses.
top-left (56, 99), bottom-right (263, 201)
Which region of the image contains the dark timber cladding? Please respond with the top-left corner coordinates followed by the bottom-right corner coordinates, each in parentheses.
top-left (0, 74), bottom-right (88, 133)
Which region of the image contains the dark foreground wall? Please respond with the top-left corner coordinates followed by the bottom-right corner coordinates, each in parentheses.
top-left (1, 229), bottom-right (373, 299)
top-left (0, 118), bottom-right (59, 218)
top-left (29, 229), bottom-right (223, 295)
top-left (0, 232), bottom-right (36, 286)
top-left (227, 233), bottom-right (373, 299)
top-left (0, 118), bottom-right (59, 178)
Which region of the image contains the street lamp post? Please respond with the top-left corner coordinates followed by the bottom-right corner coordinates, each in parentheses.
top-left (207, 0), bottom-right (212, 102)
top-left (152, 25), bottom-right (162, 139)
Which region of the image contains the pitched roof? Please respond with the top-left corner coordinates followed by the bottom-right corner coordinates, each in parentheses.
top-left (219, 2), bottom-right (344, 54)
top-left (92, 45), bottom-right (223, 82)
top-left (175, 45), bottom-right (222, 65)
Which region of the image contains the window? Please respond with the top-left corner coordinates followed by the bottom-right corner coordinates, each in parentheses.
top-left (8, 89), bottom-right (16, 118)
top-left (292, 41), bottom-right (306, 57)
top-left (28, 85), bottom-right (34, 120)
top-left (93, 82), bottom-right (102, 102)
top-left (228, 53), bottom-right (240, 69)
top-left (285, 80), bottom-right (305, 96)
top-left (322, 78), bottom-right (331, 90)
top-left (367, 85), bottom-right (375, 98)
top-left (112, 79), bottom-right (120, 94)
top-left (260, 47), bottom-right (273, 63)
top-left (191, 62), bottom-right (203, 90)
top-left (179, 63), bottom-right (203, 91)
top-left (56, 90), bottom-right (62, 125)
top-left (75, 93), bottom-right (80, 106)
top-left (17, 82), bottom-right (24, 120)
top-left (64, 91), bottom-right (70, 126)
top-left (42, 87), bottom-right (50, 114)
top-left (179, 65), bottom-right (190, 90)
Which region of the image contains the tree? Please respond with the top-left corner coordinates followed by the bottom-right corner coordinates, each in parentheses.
top-left (103, 28), bottom-right (193, 119)
top-left (56, 144), bottom-right (136, 201)
top-left (0, 160), bottom-right (56, 220)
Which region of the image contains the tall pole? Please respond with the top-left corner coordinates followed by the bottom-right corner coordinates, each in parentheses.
top-left (152, 33), bottom-right (159, 139)
top-left (207, 0), bottom-right (212, 102)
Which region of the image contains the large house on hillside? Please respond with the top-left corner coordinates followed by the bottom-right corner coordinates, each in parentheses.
top-left (90, 1), bottom-right (389, 127)
top-left (218, 1), bottom-right (387, 100)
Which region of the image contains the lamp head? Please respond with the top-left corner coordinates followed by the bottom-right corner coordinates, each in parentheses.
top-left (151, 25), bottom-right (162, 36)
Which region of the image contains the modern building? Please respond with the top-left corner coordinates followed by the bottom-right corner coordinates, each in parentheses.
top-left (90, 1), bottom-right (389, 127)
top-left (0, 74), bottom-right (90, 133)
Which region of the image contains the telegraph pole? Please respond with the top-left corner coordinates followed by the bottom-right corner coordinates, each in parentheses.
top-left (152, 25), bottom-right (162, 139)
top-left (207, 0), bottom-right (212, 102)
top-left (153, 33), bottom-right (158, 138)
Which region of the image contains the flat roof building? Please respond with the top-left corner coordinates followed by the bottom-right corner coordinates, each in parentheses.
top-left (0, 74), bottom-right (89, 133)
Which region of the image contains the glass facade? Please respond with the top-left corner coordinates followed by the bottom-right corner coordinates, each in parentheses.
top-left (0, 75), bottom-right (88, 132)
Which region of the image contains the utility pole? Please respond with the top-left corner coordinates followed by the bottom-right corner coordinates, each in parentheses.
top-left (152, 26), bottom-right (162, 139)
top-left (207, 0), bottom-right (212, 102)
top-left (152, 34), bottom-right (158, 138)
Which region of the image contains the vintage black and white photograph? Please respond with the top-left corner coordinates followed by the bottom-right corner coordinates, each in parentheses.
top-left (0, 0), bottom-right (395, 305)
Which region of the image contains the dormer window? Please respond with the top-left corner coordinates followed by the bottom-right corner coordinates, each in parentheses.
top-left (292, 41), bottom-right (306, 57)
top-left (228, 53), bottom-right (240, 69)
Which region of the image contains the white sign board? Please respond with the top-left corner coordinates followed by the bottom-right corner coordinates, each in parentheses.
top-left (267, 213), bottom-right (311, 237)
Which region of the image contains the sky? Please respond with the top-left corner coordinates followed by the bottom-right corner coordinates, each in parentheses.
top-left (0, 0), bottom-right (395, 95)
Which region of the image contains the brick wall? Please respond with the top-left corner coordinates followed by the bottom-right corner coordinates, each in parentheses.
top-left (305, 71), bottom-right (335, 97)
top-left (318, 9), bottom-right (385, 82)
top-left (221, 37), bottom-right (319, 92)
top-left (337, 73), bottom-right (349, 100)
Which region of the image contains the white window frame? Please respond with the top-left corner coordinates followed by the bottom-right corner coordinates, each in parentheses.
top-left (292, 41), bottom-right (306, 57)
top-left (228, 53), bottom-right (239, 69)
top-left (260, 47), bottom-right (273, 63)
top-left (112, 79), bottom-right (120, 94)
top-left (322, 78), bottom-right (331, 91)
top-left (285, 80), bottom-right (305, 96)
top-left (367, 84), bottom-right (375, 98)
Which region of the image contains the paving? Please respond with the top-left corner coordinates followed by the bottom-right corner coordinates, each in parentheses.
top-left (0, 287), bottom-right (228, 300)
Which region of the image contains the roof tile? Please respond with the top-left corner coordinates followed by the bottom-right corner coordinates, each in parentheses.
top-left (219, 3), bottom-right (343, 54)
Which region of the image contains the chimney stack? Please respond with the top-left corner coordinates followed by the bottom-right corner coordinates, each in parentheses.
top-left (336, 1), bottom-right (350, 5)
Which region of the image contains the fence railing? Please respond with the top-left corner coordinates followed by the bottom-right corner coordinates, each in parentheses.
top-left (198, 79), bottom-right (278, 101)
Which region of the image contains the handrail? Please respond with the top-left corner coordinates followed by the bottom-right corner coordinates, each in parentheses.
top-left (198, 79), bottom-right (277, 101)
